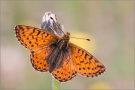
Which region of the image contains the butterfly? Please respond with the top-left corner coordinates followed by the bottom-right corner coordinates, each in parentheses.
top-left (14, 25), bottom-right (105, 82)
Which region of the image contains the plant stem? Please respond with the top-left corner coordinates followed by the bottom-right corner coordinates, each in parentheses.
top-left (52, 77), bottom-right (61, 90)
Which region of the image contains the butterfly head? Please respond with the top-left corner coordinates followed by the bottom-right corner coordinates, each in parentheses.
top-left (57, 32), bottom-right (70, 49)
top-left (66, 32), bottom-right (70, 36)
top-left (63, 32), bottom-right (70, 41)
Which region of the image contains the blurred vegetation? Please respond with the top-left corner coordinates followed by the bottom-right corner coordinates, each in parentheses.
top-left (1, 1), bottom-right (134, 90)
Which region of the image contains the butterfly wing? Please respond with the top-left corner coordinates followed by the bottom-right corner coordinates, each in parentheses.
top-left (30, 46), bottom-right (52, 72)
top-left (52, 53), bottom-right (77, 82)
top-left (69, 43), bottom-right (105, 77)
top-left (15, 25), bottom-right (59, 72)
top-left (14, 25), bottom-right (58, 50)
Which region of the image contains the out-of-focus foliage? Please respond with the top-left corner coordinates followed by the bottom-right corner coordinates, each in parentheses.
top-left (1, 1), bottom-right (134, 89)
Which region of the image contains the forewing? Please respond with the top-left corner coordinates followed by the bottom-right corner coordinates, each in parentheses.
top-left (70, 43), bottom-right (105, 77)
top-left (14, 25), bottom-right (58, 50)
top-left (52, 54), bottom-right (77, 82)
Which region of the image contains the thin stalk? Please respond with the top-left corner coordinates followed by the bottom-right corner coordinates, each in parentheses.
top-left (52, 77), bottom-right (62, 90)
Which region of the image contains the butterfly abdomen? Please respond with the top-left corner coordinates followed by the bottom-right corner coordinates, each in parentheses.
top-left (47, 44), bottom-right (69, 73)
top-left (47, 33), bottom-right (70, 73)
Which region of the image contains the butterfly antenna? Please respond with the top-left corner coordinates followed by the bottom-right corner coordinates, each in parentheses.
top-left (49, 26), bottom-right (58, 35)
top-left (50, 17), bottom-right (66, 36)
top-left (70, 37), bottom-right (90, 41)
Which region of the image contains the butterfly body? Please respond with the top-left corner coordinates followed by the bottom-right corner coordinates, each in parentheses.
top-left (15, 25), bottom-right (105, 82)
top-left (47, 32), bottom-right (70, 72)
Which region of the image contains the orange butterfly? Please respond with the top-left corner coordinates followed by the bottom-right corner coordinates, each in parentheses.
top-left (14, 25), bottom-right (105, 82)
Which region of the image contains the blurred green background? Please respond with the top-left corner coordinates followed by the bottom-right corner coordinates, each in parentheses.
top-left (1, 1), bottom-right (134, 90)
